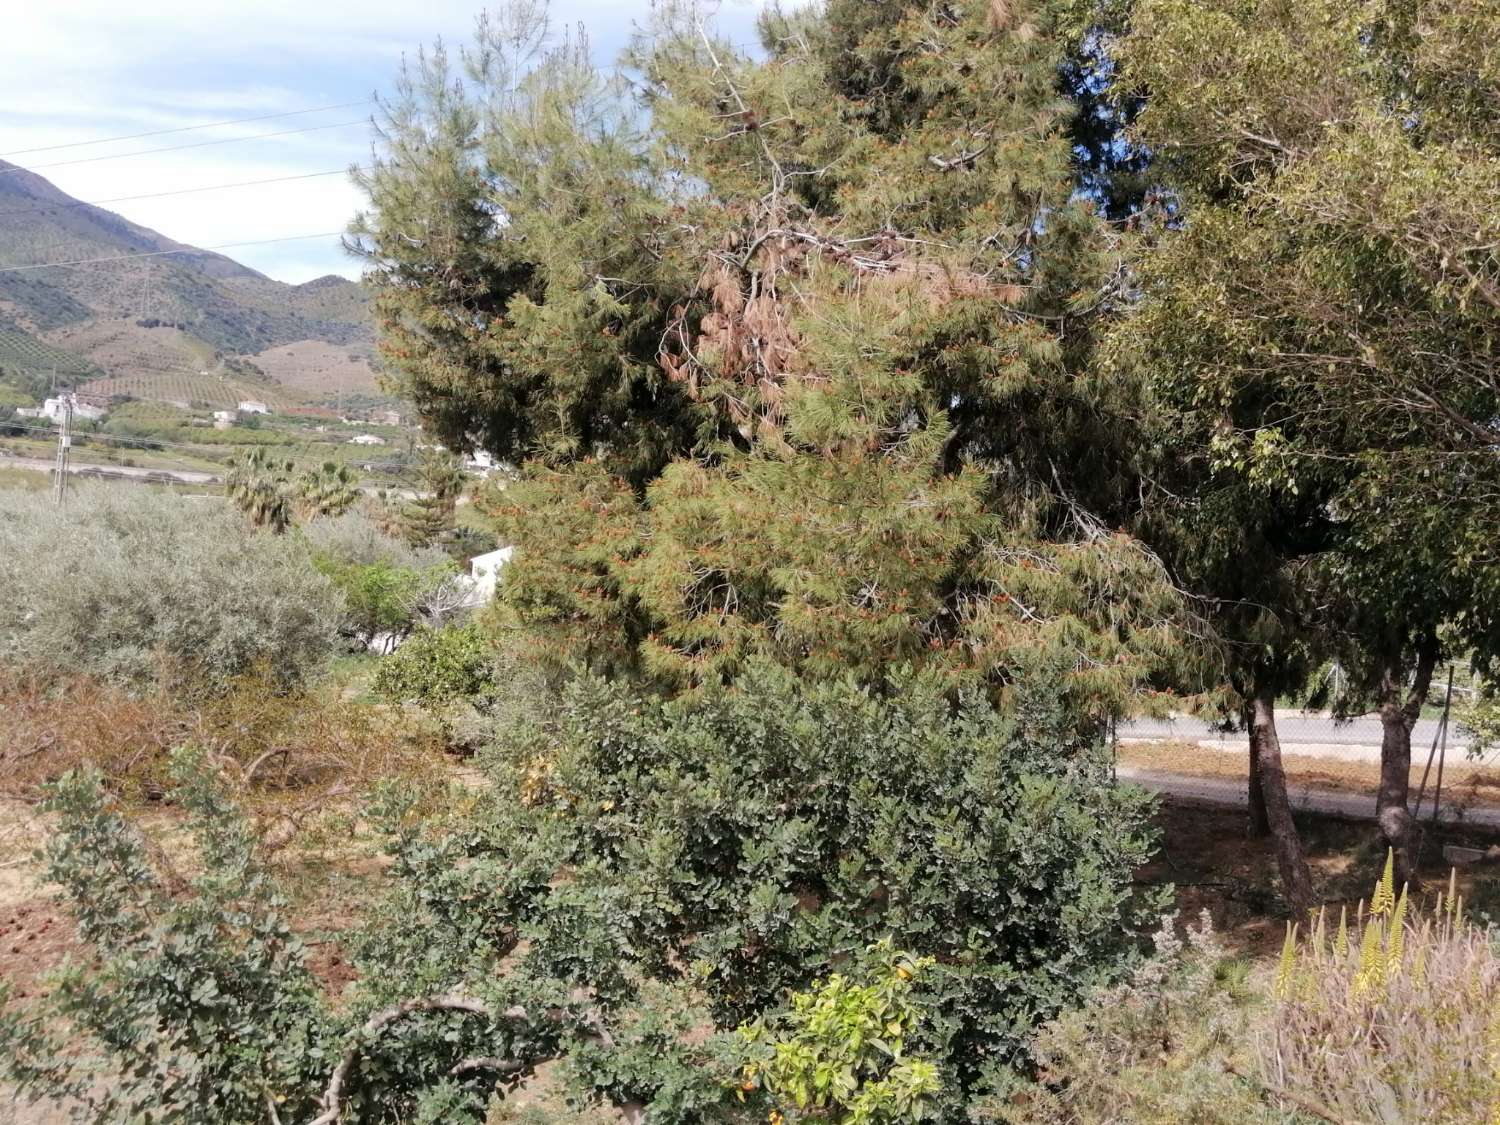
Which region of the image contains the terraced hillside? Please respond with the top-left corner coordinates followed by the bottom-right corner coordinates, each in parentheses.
top-left (0, 160), bottom-right (375, 401)
top-left (0, 326), bottom-right (101, 384)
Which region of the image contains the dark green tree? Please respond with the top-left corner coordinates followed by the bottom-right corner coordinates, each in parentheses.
top-left (360, 0), bottom-right (1190, 722)
top-left (1114, 0), bottom-right (1500, 883)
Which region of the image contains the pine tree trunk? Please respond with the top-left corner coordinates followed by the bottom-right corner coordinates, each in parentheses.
top-left (1246, 701), bottom-right (1270, 838)
top-left (1376, 635), bottom-right (1439, 889)
top-left (1248, 685), bottom-right (1314, 914)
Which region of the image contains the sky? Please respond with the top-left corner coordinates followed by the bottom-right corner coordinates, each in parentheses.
top-left (0, 1), bottom-right (771, 284)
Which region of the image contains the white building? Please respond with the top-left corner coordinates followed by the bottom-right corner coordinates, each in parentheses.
top-left (238, 400), bottom-right (271, 415)
top-left (17, 394), bottom-right (106, 423)
top-left (212, 410), bottom-right (237, 430)
top-left (348, 433), bottom-right (386, 446)
top-left (468, 546), bottom-right (514, 603)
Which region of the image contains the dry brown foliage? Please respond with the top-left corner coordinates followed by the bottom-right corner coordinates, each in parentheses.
top-left (0, 666), bottom-right (444, 848)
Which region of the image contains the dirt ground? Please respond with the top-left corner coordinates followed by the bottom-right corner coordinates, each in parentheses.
top-left (1137, 794), bottom-right (1500, 957)
top-left (1120, 737), bottom-right (1500, 811)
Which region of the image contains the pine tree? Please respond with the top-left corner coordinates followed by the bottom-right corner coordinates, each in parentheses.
top-left (400, 447), bottom-right (466, 548)
top-left (360, 0), bottom-right (1190, 723)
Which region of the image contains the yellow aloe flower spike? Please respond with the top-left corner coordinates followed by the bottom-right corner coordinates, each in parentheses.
top-left (1353, 919), bottom-right (1385, 998)
top-left (1371, 850), bottom-right (1395, 917)
top-left (1274, 922), bottom-right (1298, 999)
top-left (1334, 905), bottom-right (1350, 959)
top-left (1386, 885), bottom-right (1408, 972)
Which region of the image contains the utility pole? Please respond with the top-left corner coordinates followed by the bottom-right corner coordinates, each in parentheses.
top-left (52, 393), bottom-right (73, 506)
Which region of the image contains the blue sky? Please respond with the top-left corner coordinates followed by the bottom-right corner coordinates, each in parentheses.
top-left (1, 1), bottom-right (771, 284)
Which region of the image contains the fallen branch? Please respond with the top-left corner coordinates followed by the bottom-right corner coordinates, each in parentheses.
top-left (308, 994), bottom-right (493, 1125)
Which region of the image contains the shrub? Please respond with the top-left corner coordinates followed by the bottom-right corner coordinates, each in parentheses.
top-left (299, 510), bottom-right (451, 571)
top-left (1005, 857), bottom-right (1500, 1124)
top-left (374, 621), bottom-right (497, 710)
top-left (357, 661), bottom-right (1163, 1120)
top-left (315, 557), bottom-right (459, 647)
top-left (1, 666), bottom-right (1161, 1124)
top-left (0, 486), bottom-right (339, 691)
top-left (1263, 858), bottom-right (1500, 1123)
top-left (736, 943), bottom-right (944, 1124)
top-left (0, 757), bottom-right (333, 1124)
top-left (996, 916), bottom-right (1270, 1124)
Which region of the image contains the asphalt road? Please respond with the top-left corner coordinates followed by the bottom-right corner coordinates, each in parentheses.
top-left (1120, 711), bottom-right (1472, 760)
top-left (1116, 765), bottom-right (1500, 830)
top-left (2, 454), bottom-right (219, 484)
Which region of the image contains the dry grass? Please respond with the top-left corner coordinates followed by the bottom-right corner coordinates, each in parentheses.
top-left (0, 668), bottom-right (445, 840)
top-left (1264, 863), bottom-right (1500, 1122)
top-left (1120, 737), bottom-right (1500, 812)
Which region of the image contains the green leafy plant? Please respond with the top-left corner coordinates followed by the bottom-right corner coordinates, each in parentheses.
top-left (0, 754), bottom-right (332, 1124)
top-left (374, 620), bottom-right (496, 710)
top-left (737, 943), bottom-right (942, 1124)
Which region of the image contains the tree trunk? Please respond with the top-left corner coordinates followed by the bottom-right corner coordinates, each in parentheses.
top-left (1376, 634), bottom-right (1439, 889)
top-left (1246, 701), bottom-right (1270, 837)
top-left (1248, 685), bottom-right (1315, 914)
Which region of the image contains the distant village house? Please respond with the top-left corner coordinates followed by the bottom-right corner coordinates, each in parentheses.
top-left (348, 433), bottom-right (386, 446)
top-left (237, 400), bottom-right (271, 415)
top-left (212, 410), bottom-right (238, 430)
top-left (16, 394), bottom-right (107, 423)
top-left (468, 546), bottom-right (514, 603)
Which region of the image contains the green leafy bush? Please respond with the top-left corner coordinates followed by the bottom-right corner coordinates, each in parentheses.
top-left (737, 943), bottom-right (943, 1124)
top-left (0, 485), bottom-right (339, 691)
top-left (1, 756), bottom-right (333, 1124)
top-left (0, 665), bottom-right (1161, 1124)
top-left (358, 661), bottom-right (1163, 1119)
top-left (374, 621), bottom-right (496, 709)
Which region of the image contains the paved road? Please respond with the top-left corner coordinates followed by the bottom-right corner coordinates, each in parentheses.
top-left (1120, 711), bottom-right (1473, 761)
top-left (1117, 765), bottom-right (1500, 830)
top-left (1, 454), bottom-right (219, 485)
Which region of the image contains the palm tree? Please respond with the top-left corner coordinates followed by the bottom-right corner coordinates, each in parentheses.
top-left (297, 461), bottom-right (360, 519)
top-left (225, 447), bottom-right (295, 533)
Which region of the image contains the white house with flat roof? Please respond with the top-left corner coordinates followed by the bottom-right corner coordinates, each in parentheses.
top-left (238, 400), bottom-right (270, 415)
top-left (468, 546), bottom-right (514, 603)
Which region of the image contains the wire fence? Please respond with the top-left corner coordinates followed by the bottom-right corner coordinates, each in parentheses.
top-left (1114, 673), bottom-right (1500, 830)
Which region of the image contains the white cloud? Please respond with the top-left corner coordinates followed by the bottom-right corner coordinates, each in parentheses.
top-left (1, 0), bottom-right (775, 282)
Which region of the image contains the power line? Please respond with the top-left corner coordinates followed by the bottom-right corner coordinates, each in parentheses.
top-left (0, 231), bottom-right (350, 273)
top-left (0, 118), bottom-right (369, 176)
top-left (0, 98), bottom-right (375, 159)
top-left (0, 168), bottom-right (358, 219)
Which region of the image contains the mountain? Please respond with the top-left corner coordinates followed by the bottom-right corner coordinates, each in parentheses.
top-left (0, 160), bottom-right (382, 407)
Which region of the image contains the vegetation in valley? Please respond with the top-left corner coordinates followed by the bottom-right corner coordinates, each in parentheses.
top-left (2, 0), bottom-right (1499, 1122)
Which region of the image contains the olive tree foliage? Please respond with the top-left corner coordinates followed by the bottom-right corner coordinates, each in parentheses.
top-left (0, 486), bottom-right (339, 691)
top-left (355, 0), bottom-right (1195, 718)
top-left (1110, 0), bottom-right (1500, 883)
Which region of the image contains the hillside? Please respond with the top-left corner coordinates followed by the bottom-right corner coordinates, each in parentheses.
top-left (0, 159), bottom-right (378, 404)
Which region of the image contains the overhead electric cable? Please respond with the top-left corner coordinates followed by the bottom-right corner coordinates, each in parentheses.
top-left (0, 168), bottom-right (356, 219)
top-left (0, 98), bottom-right (374, 158)
top-left (0, 119), bottom-right (369, 176)
top-left (0, 231), bottom-right (348, 273)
